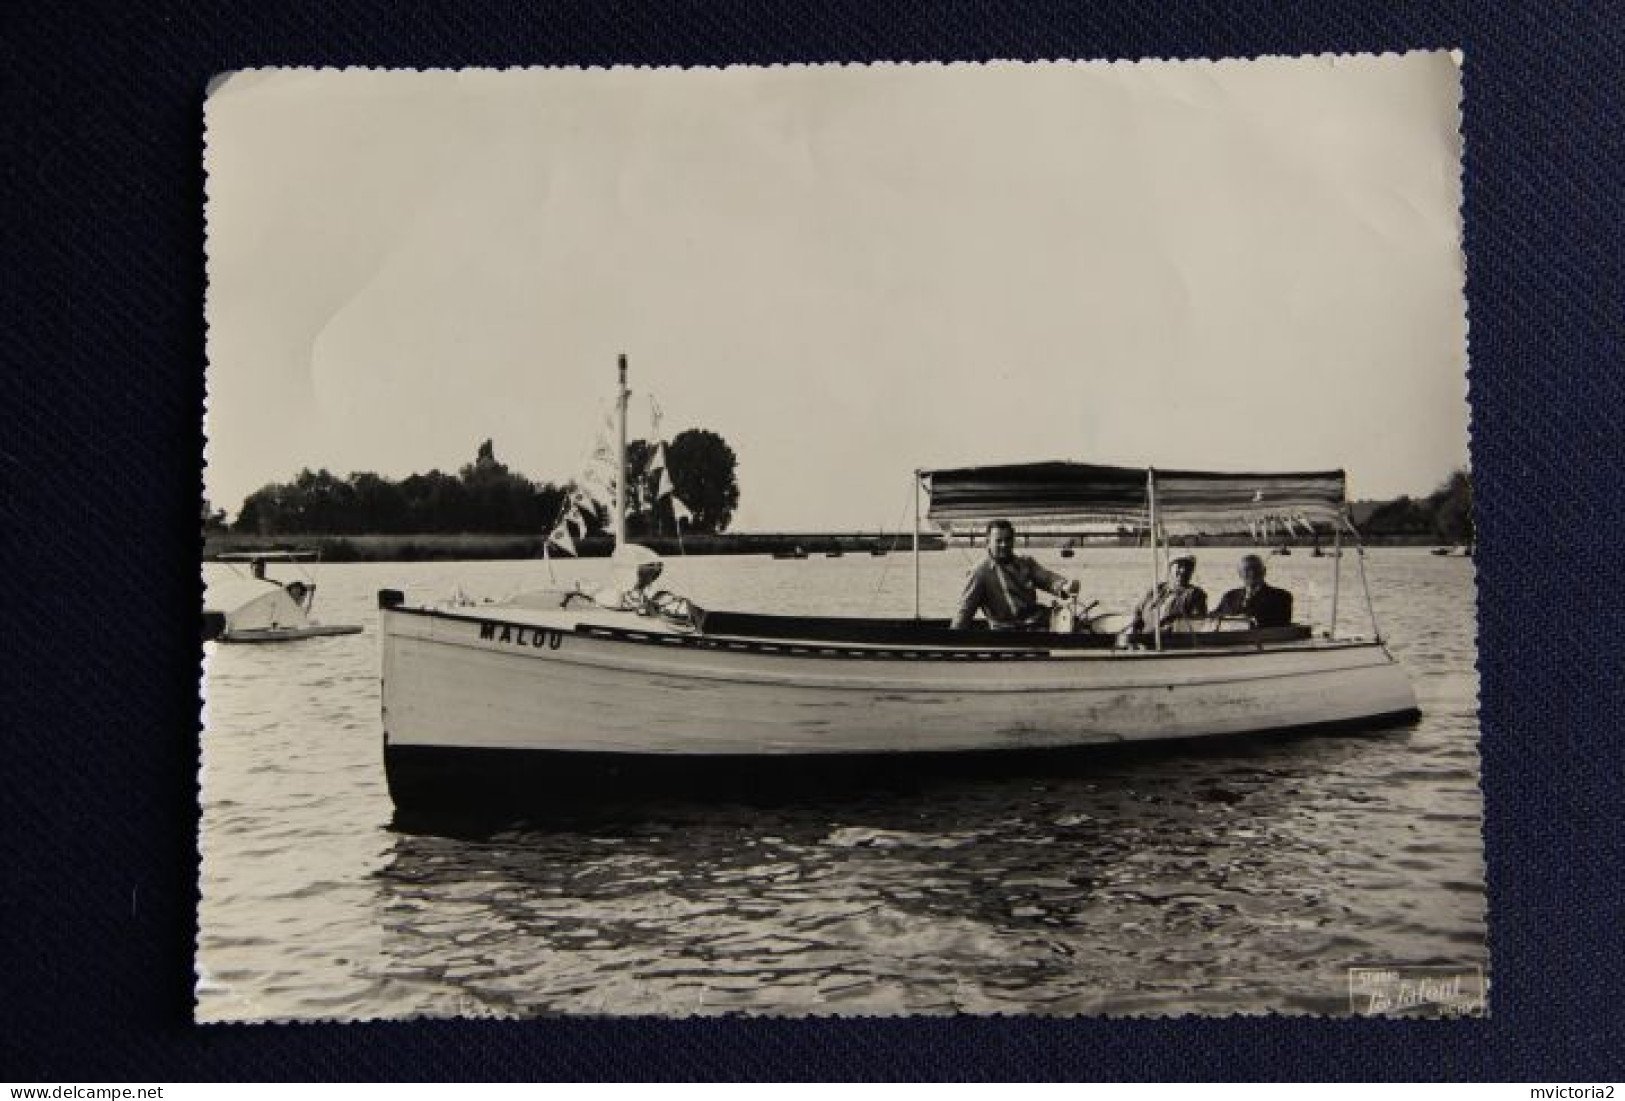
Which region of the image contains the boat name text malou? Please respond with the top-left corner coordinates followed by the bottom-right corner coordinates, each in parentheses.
top-left (478, 621), bottom-right (567, 650)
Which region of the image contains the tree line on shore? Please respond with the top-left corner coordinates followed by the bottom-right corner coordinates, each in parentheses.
top-left (208, 431), bottom-right (740, 538)
top-left (206, 445), bottom-right (1470, 546)
top-left (1353, 467), bottom-right (1474, 544)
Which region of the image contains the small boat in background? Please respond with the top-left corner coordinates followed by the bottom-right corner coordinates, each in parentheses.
top-left (1271, 544), bottom-right (1292, 556)
top-left (204, 551), bottom-right (363, 643)
top-left (1431, 546), bottom-right (1453, 556)
top-left (772, 545), bottom-right (809, 560)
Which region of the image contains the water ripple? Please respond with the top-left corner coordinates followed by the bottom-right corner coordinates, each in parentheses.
top-left (198, 551), bottom-right (1485, 1019)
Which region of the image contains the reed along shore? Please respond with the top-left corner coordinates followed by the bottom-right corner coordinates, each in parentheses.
top-left (204, 530), bottom-right (1447, 563)
top-left (205, 532), bottom-right (944, 562)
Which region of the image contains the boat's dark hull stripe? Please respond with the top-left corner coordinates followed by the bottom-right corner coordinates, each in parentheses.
top-left (383, 708), bottom-right (1423, 816)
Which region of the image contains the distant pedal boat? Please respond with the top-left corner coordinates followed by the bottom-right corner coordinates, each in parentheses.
top-left (204, 550), bottom-right (363, 643)
top-left (376, 359), bottom-right (1419, 816)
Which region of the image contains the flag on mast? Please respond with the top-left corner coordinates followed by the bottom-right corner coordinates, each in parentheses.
top-left (565, 495), bottom-right (589, 537)
top-left (547, 524), bottom-right (577, 556)
top-left (649, 441), bottom-right (671, 501)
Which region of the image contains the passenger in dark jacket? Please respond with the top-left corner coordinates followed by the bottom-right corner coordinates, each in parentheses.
top-left (1211, 554), bottom-right (1294, 628)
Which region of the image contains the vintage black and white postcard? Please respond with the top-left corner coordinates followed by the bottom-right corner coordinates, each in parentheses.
top-left (199, 55), bottom-right (1480, 1021)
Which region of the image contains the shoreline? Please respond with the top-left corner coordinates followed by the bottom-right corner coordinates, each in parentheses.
top-left (203, 530), bottom-right (1459, 563)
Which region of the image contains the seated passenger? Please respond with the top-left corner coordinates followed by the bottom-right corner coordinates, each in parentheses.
top-left (951, 519), bottom-right (1080, 631)
top-left (592, 544), bottom-right (666, 614)
top-left (1210, 554), bottom-right (1294, 629)
top-left (1129, 555), bottom-right (1208, 633)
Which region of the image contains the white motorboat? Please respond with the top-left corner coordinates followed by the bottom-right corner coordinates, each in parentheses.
top-left (204, 551), bottom-right (363, 643)
top-left (377, 358), bottom-right (1417, 815)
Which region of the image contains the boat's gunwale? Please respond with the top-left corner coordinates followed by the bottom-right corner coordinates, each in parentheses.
top-left (381, 599), bottom-right (1390, 664)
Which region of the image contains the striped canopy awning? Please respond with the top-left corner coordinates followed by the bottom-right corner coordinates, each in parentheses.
top-left (922, 462), bottom-right (1347, 535)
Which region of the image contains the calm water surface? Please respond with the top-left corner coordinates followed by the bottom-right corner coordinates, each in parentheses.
top-left (197, 548), bottom-right (1484, 1019)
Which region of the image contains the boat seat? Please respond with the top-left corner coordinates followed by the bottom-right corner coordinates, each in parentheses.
top-left (693, 610), bottom-right (1124, 648)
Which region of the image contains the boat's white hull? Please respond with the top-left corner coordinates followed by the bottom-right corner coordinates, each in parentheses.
top-left (378, 598), bottom-right (1418, 813)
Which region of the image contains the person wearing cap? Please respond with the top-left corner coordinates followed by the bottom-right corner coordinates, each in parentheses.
top-left (951, 519), bottom-right (1080, 631)
top-left (1129, 555), bottom-right (1208, 633)
top-left (1210, 554), bottom-right (1294, 629)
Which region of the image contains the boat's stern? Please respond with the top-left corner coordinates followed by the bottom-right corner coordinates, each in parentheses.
top-left (1373, 640), bottom-right (1423, 726)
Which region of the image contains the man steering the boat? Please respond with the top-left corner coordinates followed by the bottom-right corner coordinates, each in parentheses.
top-left (951, 519), bottom-right (1081, 632)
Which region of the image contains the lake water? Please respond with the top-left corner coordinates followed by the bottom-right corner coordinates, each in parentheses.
top-left (197, 547), bottom-right (1484, 1020)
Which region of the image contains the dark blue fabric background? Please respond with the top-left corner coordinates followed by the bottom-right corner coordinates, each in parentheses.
top-left (4, 0), bottom-right (1622, 1081)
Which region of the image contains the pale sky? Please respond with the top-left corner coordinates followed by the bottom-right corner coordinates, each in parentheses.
top-left (203, 55), bottom-right (1468, 530)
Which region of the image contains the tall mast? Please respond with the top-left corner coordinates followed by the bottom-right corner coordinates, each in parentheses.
top-left (614, 353), bottom-right (630, 548)
top-left (912, 470), bottom-right (922, 619)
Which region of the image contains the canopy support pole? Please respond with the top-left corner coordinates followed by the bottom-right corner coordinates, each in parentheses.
top-left (912, 469), bottom-right (922, 620)
top-left (1148, 468), bottom-right (1161, 652)
top-left (1329, 522), bottom-right (1343, 638)
top-left (1351, 521), bottom-right (1382, 641)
